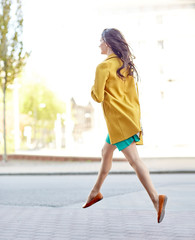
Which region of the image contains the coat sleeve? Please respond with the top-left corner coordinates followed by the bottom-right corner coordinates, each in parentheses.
top-left (91, 62), bottom-right (109, 103)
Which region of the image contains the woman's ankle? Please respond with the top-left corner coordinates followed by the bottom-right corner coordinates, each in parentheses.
top-left (151, 194), bottom-right (159, 212)
top-left (91, 188), bottom-right (99, 195)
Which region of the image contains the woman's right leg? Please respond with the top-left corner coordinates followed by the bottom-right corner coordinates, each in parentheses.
top-left (84, 142), bottom-right (116, 204)
top-left (122, 142), bottom-right (168, 223)
top-left (122, 142), bottom-right (159, 211)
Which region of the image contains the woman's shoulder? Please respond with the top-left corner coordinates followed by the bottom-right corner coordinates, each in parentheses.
top-left (96, 59), bottom-right (111, 71)
top-left (106, 54), bottom-right (122, 66)
top-left (96, 54), bottom-right (121, 72)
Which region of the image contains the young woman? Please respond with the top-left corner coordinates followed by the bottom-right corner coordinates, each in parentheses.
top-left (82, 28), bottom-right (167, 223)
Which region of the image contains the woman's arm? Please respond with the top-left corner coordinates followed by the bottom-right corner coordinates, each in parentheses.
top-left (91, 62), bottom-right (109, 103)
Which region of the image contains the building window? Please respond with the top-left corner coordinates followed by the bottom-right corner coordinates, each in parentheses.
top-left (157, 40), bottom-right (164, 49)
top-left (156, 15), bottom-right (163, 24)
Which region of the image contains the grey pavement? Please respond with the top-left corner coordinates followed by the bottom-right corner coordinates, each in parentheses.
top-left (0, 174), bottom-right (195, 239)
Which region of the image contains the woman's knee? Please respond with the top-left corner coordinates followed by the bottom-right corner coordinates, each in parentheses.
top-left (126, 154), bottom-right (137, 168)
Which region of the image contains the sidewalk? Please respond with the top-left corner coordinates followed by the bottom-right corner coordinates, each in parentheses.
top-left (0, 156), bottom-right (195, 175)
top-left (0, 174), bottom-right (195, 239)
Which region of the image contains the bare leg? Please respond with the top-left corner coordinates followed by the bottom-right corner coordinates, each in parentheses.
top-left (122, 142), bottom-right (159, 212)
top-left (84, 142), bottom-right (116, 204)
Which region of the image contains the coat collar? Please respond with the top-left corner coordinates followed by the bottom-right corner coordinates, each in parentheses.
top-left (105, 53), bottom-right (118, 61)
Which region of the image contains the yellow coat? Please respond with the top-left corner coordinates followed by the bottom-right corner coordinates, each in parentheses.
top-left (91, 53), bottom-right (143, 145)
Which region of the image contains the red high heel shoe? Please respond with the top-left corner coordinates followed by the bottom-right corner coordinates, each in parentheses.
top-left (158, 195), bottom-right (168, 223)
top-left (82, 192), bottom-right (103, 208)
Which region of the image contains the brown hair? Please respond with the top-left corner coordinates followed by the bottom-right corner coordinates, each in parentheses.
top-left (102, 28), bottom-right (139, 80)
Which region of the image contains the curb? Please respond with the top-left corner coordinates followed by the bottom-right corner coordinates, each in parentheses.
top-left (0, 170), bottom-right (195, 176)
top-left (1, 154), bottom-right (195, 162)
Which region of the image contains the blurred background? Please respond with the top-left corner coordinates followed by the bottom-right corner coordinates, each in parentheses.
top-left (1, 0), bottom-right (195, 158)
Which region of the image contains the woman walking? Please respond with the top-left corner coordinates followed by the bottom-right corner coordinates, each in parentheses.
top-left (82, 28), bottom-right (167, 223)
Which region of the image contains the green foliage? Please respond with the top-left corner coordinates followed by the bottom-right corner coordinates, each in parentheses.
top-left (20, 81), bottom-right (66, 123)
top-left (19, 80), bottom-right (66, 148)
top-left (0, 0), bottom-right (29, 88)
top-left (0, 0), bottom-right (29, 159)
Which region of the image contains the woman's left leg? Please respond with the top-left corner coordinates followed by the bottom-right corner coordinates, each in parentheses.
top-left (83, 142), bottom-right (116, 205)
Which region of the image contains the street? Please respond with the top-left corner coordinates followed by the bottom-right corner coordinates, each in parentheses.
top-left (0, 174), bottom-right (190, 207)
top-left (0, 174), bottom-right (145, 207)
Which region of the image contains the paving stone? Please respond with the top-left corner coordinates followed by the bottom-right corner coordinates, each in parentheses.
top-left (0, 206), bottom-right (195, 240)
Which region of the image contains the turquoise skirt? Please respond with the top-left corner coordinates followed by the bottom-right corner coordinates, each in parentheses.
top-left (106, 134), bottom-right (140, 151)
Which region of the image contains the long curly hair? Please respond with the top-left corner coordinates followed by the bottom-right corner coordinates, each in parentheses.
top-left (102, 28), bottom-right (139, 80)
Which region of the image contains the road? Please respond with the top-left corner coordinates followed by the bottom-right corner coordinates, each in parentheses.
top-left (0, 174), bottom-right (194, 208)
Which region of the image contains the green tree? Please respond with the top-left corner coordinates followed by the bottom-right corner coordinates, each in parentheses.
top-left (20, 81), bottom-right (66, 149)
top-left (0, 0), bottom-right (29, 161)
